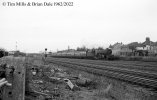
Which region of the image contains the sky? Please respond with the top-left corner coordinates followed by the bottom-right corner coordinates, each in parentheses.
top-left (0, 0), bottom-right (157, 53)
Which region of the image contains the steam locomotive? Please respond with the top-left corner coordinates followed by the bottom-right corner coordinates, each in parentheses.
top-left (51, 48), bottom-right (113, 60)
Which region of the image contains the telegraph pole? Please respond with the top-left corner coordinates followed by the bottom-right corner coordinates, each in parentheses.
top-left (45, 48), bottom-right (47, 58)
top-left (43, 48), bottom-right (48, 65)
top-left (15, 41), bottom-right (17, 51)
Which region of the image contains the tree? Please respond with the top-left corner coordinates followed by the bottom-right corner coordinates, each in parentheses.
top-left (76, 46), bottom-right (87, 51)
top-left (97, 47), bottom-right (104, 50)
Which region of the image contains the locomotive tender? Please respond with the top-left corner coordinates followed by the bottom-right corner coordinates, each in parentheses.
top-left (51, 48), bottom-right (113, 60)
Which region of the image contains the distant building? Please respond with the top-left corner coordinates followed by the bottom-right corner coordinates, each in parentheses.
top-left (120, 45), bottom-right (132, 56)
top-left (110, 42), bottom-right (132, 56)
top-left (8, 51), bottom-right (15, 55)
top-left (110, 42), bottom-right (123, 56)
top-left (136, 37), bottom-right (157, 56)
top-left (110, 37), bottom-right (157, 56)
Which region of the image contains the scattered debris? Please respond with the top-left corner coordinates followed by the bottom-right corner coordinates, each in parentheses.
top-left (64, 78), bottom-right (75, 90)
top-left (26, 62), bottom-right (157, 100)
top-left (49, 77), bottom-right (61, 81)
top-left (55, 72), bottom-right (67, 78)
top-left (26, 64), bottom-right (95, 99)
top-left (32, 80), bottom-right (43, 84)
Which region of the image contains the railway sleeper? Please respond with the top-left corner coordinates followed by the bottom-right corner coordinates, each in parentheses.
top-left (48, 60), bottom-right (157, 89)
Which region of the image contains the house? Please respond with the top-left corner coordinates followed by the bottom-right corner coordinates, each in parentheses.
top-left (110, 42), bottom-right (123, 56)
top-left (110, 42), bottom-right (132, 56)
top-left (110, 37), bottom-right (157, 56)
top-left (135, 37), bottom-right (157, 56)
top-left (120, 45), bottom-right (133, 56)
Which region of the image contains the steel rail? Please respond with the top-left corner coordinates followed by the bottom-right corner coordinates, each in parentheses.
top-left (46, 59), bottom-right (157, 89)
top-left (50, 58), bottom-right (157, 72)
top-left (49, 57), bottom-right (157, 68)
top-left (46, 58), bottom-right (157, 79)
top-left (49, 57), bottom-right (157, 69)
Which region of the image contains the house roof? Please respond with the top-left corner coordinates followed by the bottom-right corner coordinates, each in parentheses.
top-left (109, 42), bottom-right (123, 49)
top-left (110, 37), bottom-right (157, 49)
top-left (142, 40), bottom-right (154, 46)
top-left (127, 37), bottom-right (157, 47)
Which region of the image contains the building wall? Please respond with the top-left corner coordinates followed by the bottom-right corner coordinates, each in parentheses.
top-left (111, 43), bottom-right (123, 56)
top-left (111, 37), bottom-right (157, 57)
top-left (148, 46), bottom-right (157, 56)
top-left (120, 47), bottom-right (133, 56)
top-left (136, 45), bottom-right (157, 56)
top-left (111, 43), bottom-right (133, 56)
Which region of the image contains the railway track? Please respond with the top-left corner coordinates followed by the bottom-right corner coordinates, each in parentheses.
top-left (47, 58), bottom-right (157, 79)
top-left (47, 58), bottom-right (157, 72)
top-left (46, 58), bottom-right (157, 90)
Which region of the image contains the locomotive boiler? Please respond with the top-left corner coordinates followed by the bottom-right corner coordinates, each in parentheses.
top-left (51, 48), bottom-right (113, 60)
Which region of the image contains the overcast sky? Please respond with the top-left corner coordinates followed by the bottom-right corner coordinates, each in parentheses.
top-left (0, 0), bottom-right (157, 53)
